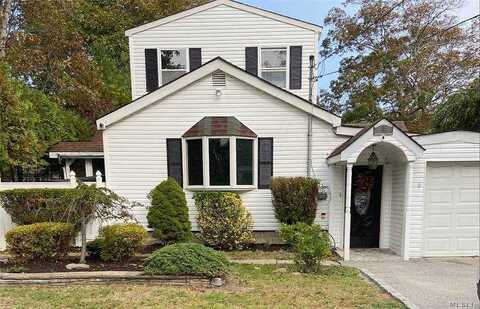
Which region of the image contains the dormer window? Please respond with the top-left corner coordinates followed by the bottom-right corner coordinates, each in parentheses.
top-left (160, 49), bottom-right (187, 84)
top-left (260, 47), bottom-right (287, 88)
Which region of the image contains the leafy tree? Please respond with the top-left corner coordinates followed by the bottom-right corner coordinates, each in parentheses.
top-left (319, 0), bottom-right (479, 132)
top-left (432, 79), bottom-right (480, 132)
top-left (69, 183), bottom-right (138, 264)
top-left (0, 64), bottom-right (91, 179)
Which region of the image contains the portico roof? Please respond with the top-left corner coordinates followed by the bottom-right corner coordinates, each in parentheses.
top-left (327, 119), bottom-right (425, 164)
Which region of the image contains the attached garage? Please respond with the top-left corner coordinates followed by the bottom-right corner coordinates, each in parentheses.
top-left (424, 162), bottom-right (480, 256)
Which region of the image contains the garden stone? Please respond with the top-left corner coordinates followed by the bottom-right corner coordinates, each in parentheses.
top-left (274, 268), bottom-right (287, 273)
top-left (66, 263), bottom-right (90, 270)
top-left (291, 272), bottom-right (302, 276)
top-left (210, 277), bottom-right (225, 287)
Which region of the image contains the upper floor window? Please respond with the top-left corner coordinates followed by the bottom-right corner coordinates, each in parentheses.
top-left (260, 47), bottom-right (287, 88)
top-left (161, 49), bottom-right (187, 84)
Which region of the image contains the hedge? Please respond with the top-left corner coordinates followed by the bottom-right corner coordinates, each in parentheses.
top-left (194, 192), bottom-right (254, 250)
top-left (271, 177), bottom-right (319, 225)
top-left (0, 188), bottom-right (81, 227)
top-left (6, 222), bottom-right (75, 262)
top-left (99, 223), bottom-right (147, 262)
top-left (144, 243), bottom-right (230, 278)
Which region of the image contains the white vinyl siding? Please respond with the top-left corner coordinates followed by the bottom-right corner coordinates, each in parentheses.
top-left (129, 4), bottom-right (316, 100)
top-left (103, 73), bottom-right (344, 231)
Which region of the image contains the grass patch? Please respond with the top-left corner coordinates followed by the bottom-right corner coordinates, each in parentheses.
top-left (0, 265), bottom-right (404, 308)
top-left (224, 249), bottom-right (294, 260)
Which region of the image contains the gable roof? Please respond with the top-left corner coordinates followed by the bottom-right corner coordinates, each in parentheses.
top-left (125, 0), bottom-right (322, 36)
top-left (97, 57), bottom-right (341, 129)
top-left (183, 116), bottom-right (257, 138)
top-left (327, 119), bottom-right (425, 159)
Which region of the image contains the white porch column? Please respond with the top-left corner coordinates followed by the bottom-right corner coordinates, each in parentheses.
top-left (85, 159), bottom-right (93, 177)
top-left (401, 162), bottom-right (414, 261)
top-left (343, 163), bottom-right (353, 261)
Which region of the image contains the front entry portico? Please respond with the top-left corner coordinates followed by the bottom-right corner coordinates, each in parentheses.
top-left (327, 120), bottom-right (425, 261)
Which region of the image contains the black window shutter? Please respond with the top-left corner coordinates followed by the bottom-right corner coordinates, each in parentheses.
top-left (245, 47), bottom-right (258, 75)
top-left (166, 139), bottom-right (183, 187)
top-left (258, 138), bottom-right (273, 189)
top-left (189, 48), bottom-right (202, 71)
top-left (145, 49), bottom-right (158, 92)
top-left (289, 46), bottom-right (302, 89)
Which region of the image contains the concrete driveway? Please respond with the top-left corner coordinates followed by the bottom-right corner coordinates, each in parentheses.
top-left (347, 256), bottom-right (479, 309)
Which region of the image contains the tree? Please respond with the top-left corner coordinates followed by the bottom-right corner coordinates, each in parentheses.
top-left (432, 79), bottom-right (480, 132)
top-left (70, 183), bottom-right (137, 264)
top-left (319, 0), bottom-right (479, 132)
top-left (0, 64), bottom-right (91, 179)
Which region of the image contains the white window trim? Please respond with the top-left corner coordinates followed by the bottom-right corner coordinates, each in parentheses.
top-left (183, 136), bottom-right (257, 191)
top-left (157, 48), bottom-right (189, 85)
top-left (259, 46), bottom-right (289, 89)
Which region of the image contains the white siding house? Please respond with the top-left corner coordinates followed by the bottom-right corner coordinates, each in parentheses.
top-left (2, 0), bottom-right (477, 258)
top-left (95, 0), bottom-right (480, 260)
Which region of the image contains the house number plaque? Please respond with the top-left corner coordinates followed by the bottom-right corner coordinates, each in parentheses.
top-left (373, 125), bottom-right (393, 136)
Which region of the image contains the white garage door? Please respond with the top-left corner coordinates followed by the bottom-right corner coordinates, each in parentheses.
top-left (425, 162), bottom-right (480, 256)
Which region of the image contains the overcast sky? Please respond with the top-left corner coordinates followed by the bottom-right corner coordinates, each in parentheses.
top-left (241, 0), bottom-right (480, 91)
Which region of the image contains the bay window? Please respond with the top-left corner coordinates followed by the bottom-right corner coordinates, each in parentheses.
top-left (260, 47), bottom-right (287, 88)
top-left (185, 137), bottom-right (255, 189)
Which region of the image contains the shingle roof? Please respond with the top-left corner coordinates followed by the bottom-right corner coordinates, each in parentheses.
top-left (182, 116), bottom-right (257, 138)
top-left (49, 131), bottom-right (103, 153)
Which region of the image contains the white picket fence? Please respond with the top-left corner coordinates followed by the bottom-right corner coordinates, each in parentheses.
top-left (0, 171), bottom-right (104, 250)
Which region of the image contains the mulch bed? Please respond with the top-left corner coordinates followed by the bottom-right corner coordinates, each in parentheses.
top-left (0, 256), bottom-right (145, 273)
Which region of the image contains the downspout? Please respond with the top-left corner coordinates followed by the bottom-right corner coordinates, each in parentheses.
top-left (307, 55), bottom-right (315, 177)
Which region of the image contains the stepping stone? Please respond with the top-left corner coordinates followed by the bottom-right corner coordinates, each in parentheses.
top-left (66, 263), bottom-right (90, 271)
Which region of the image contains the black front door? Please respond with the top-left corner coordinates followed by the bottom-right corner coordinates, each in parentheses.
top-left (350, 166), bottom-right (382, 248)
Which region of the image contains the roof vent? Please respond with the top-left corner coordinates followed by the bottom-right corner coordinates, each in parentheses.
top-left (212, 71), bottom-right (226, 87)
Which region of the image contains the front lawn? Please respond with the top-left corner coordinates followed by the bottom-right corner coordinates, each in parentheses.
top-left (0, 264), bottom-right (404, 308)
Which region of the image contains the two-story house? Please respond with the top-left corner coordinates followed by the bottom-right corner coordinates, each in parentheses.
top-left (50, 0), bottom-right (479, 260)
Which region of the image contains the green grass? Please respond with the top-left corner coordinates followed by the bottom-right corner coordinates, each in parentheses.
top-left (0, 265), bottom-right (405, 308)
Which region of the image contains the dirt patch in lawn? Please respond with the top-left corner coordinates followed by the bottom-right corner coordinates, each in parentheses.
top-left (0, 256), bottom-right (145, 273)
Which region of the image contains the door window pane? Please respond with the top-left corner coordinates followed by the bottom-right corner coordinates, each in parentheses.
top-left (209, 138), bottom-right (230, 185)
top-left (187, 139), bottom-right (203, 185)
top-left (236, 139), bottom-right (253, 185)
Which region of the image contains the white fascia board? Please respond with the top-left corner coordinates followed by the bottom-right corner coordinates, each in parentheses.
top-left (340, 119), bottom-right (424, 162)
top-left (413, 131), bottom-right (480, 145)
top-left (125, 0), bottom-right (322, 37)
top-left (49, 152), bottom-right (104, 159)
top-left (97, 58), bottom-right (341, 128)
top-left (327, 154), bottom-right (341, 165)
top-left (334, 126), bottom-right (363, 136)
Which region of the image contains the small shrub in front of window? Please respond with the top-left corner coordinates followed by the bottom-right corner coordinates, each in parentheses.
top-left (271, 177), bottom-right (319, 225)
top-left (194, 192), bottom-right (254, 250)
top-left (99, 223), bottom-right (147, 262)
top-left (280, 223), bottom-right (331, 273)
top-left (147, 178), bottom-right (192, 243)
top-left (144, 242), bottom-right (230, 278)
top-left (6, 222), bottom-right (75, 262)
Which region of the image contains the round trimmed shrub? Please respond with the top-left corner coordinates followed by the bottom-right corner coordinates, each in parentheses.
top-left (147, 178), bottom-right (192, 243)
top-left (194, 192), bottom-right (254, 250)
top-left (99, 223), bottom-right (147, 262)
top-left (271, 177), bottom-right (319, 225)
top-left (280, 223), bottom-right (331, 273)
top-left (6, 222), bottom-right (75, 262)
top-left (144, 243), bottom-right (230, 278)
